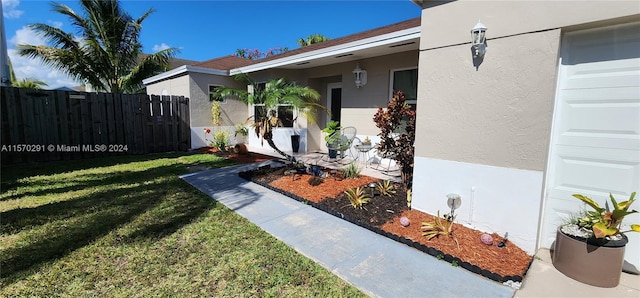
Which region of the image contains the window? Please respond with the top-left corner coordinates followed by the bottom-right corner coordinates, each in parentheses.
top-left (278, 105), bottom-right (294, 127)
top-left (251, 82), bottom-right (294, 127)
top-left (390, 68), bottom-right (418, 109)
top-left (208, 85), bottom-right (226, 103)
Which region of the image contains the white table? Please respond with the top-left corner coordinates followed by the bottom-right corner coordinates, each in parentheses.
top-left (354, 144), bottom-right (373, 167)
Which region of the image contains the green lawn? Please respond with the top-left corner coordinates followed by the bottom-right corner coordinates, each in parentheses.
top-left (0, 153), bottom-right (365, 297)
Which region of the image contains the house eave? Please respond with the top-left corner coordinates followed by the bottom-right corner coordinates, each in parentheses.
top-left (230, 27), bottom-right (421, 75)
top-left (143, 65), bottom-right (228, 85)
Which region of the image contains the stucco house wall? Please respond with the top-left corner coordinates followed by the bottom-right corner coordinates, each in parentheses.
top-left (188, 72), bottom-right (248, 148)
top-left (145, 74), bottom-right (190, 98)
top-left (413, 0), bottom-right (640, 255)
top-left (145, 71), bottom-right (248, 149)
top-left (338, 51), bottom-right (418, 136)
top-left (220, 50), bottom-right (418, 154)
top-left (188, 72), bottom-right (246, 127)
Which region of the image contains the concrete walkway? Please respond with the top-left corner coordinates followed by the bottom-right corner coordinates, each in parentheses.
top-left (181, 161), bottom-right (515, 298)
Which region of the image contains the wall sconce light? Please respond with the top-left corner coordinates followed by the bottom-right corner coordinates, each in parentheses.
top-left (470, 21), bottom-right (487, 59)
top-left (352, 63), bottom-right (367, 88)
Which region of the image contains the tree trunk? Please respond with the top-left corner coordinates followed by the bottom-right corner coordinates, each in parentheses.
top-left (264, 132), bottom-right (295, 162)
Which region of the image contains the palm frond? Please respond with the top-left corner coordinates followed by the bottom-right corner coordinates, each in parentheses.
top-left (16, 0), bottom-right (163, 93)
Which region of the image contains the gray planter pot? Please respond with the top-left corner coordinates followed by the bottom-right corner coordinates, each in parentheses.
top-left (552, 227), bottom-right (627, 287)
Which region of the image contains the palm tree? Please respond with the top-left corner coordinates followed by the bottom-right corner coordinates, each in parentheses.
top-left (12, 78), bottom-right (48, 89)
top-left (17, 0), bottom-right (178, 94)
top-left (212, 74), bottom-right (325, 161)
top-left (297, 34), bottom-right (330, 47)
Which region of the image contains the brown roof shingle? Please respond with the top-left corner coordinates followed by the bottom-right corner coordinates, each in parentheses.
top-left (194, 55), bottom-right (256, 70)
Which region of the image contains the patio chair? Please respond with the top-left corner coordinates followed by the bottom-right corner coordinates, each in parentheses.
top-left (375, 149), bottom-right (396, 173)
top-left (326, 126), bottom-right (357, 160)
top-left (374, 133), bottom-right (399, 173)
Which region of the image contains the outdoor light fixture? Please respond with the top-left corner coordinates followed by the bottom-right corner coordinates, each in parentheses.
top-left (470, 21), bottom-right (487, 58)
top-left (352, 63), bottom-right (367, 88)
top-left (446, 193), bottom-right (462, 222)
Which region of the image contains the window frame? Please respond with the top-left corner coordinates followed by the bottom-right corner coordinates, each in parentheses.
top-left (250, 82), bottom-right (295, 128)
top-left (208, 84), bottom-right (227, 103)
top-left (389, 67), bottom-right (418, 107)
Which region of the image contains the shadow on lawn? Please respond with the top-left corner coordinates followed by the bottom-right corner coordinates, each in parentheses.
top-left (0, 152), bottom-right (191, 195)
top-left (0, 155), bottom-right (224, 284)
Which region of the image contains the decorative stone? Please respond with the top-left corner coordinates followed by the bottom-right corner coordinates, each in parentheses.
top-left (399, 216), bottom-right (410, 227)
top-left (480, 233), bottom-right (493, 245)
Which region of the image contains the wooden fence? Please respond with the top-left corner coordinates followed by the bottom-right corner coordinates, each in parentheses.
top-left (1, 87), bottom-right (190, 165)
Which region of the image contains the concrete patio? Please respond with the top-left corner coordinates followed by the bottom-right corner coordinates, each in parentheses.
top-left (245, 145), bottom-right (403, 183)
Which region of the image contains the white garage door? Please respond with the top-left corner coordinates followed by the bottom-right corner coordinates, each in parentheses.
top-left (541, 22), bottom-right (640, 273)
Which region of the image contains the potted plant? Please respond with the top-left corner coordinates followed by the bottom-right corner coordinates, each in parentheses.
top-left (322, 120), bottom-right (341, 158)
top-left (233, 123), bottom-right (249, 154)
top-left (552, 192), bottom-right (639, 287)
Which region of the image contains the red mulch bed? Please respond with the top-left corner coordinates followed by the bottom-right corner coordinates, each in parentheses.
top-left (196, 146), bottom-right (275, 164)
top-left (239, 165), bottom-right (534, 283)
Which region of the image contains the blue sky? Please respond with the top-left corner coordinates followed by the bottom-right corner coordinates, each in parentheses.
top-left (2, 0), bottom-right (421, 89)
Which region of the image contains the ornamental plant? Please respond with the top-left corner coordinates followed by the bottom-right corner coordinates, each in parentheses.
top-left (234, 123), bottom-right (249, 138)
top-left (341, 162), bottom-right (360, 179)
top-left (572, 192), bottom-right (640, 239)
top-left (376, 180), bottom-right (396, 197)
top-left (322, 120), bottom-right (341, 141)
top-left (345, 187), bottom-right (370, 209)
top-left (421, 210), bottom-right (460, 250)
top-left (373, 90), bottom-right (416, 190)
top-left (212, 130), bottom-right (230, 152)
top-left (212, 75), bottom-right (325, 162)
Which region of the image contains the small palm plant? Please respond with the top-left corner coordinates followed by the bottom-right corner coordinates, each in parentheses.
top-left (344, 187), bottom-right (370, 209)
top-left (421, 210), bottom-right (459, 250)
top-left (212, 74), bottom-right (326, 161)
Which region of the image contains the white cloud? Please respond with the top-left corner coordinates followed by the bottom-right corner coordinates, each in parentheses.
top-left (152, 43), bottom-right (171, 52)
top-left (8, 26), bottom-right (79, 89)
top-left (2, 0), bottom-right (24, 19)
top-left (9, 26), bottom-right (44, 46)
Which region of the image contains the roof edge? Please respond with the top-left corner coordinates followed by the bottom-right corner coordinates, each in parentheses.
top-left (230, 26), bottom-right (421, 75)
top-left (143, 65), bottom-right (228, 85)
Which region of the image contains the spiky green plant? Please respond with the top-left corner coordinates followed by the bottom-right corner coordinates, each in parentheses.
top-left (421, 210), bottom-right (459, 250)
top-left (344, 187), bottom-right (370, 209)
top-left (572, 192), bottom-right (639, 239)
top-left (376, 180), bottom-right (396, 197)
top-left (213, 130), bottom-right (230, 152)
top-left (341, 162), bottom-right (360, 179)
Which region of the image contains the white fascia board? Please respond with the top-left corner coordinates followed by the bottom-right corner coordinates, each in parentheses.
top-left (230, 27), bottom-right (421, 75)
top-left (143, 65), bottom-right (228, 85)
